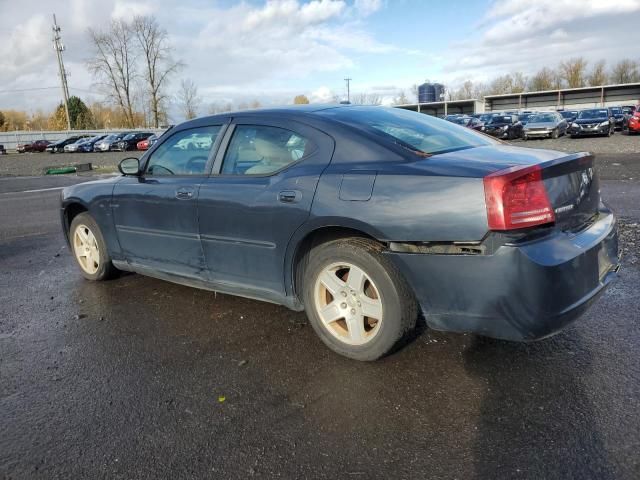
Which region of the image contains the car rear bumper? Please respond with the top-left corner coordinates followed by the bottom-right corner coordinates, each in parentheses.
top-left (386, 209), bottom-right (619, 341)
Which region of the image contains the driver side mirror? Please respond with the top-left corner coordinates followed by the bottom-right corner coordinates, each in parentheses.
top-left (118, 157), bottom-right (140, 176)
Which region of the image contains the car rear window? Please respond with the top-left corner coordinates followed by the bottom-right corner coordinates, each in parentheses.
top-left (318, 107), bottom-right (495, 156)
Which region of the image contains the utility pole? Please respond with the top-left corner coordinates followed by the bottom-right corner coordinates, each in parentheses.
top-left (344, 77), bottom-right (351, 103)
top-left (52, 14), bottom-right (71, 130)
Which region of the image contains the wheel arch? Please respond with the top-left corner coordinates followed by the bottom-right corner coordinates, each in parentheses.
top-left (62, 200), bottom-right (89, 245)
top-left (284, 218), bottom-right (387, 305)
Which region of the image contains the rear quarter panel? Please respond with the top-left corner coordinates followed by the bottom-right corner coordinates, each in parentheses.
top-left (311, 165), bottom-right (487, 242)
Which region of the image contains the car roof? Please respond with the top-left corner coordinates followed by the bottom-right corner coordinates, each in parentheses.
top-left (179, 104), bottom-right (349, 127)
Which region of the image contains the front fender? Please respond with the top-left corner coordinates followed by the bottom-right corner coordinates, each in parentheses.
top-left (60, 178), bottom-right (122, 259)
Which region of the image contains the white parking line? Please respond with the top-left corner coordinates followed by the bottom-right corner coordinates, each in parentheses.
top-left (0, 186), bottom-right (65, 195)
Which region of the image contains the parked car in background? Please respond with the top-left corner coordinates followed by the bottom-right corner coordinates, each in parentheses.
top-left (137, 134), bottom-right (158, 150)
top-left (624, 110), bottom-right (640, 134)
top-left (0, 144), bottom-right (6, 155)
top-left (449, 115), bottom-right (484, 131)
top-left (559, 110), bottom-right (579, 123)
top-left (522, 111), bottom-right (568, 140)
top-left (622, 105), bottom-right (636, 116)
top-left (568, 108), bottom-right (614, 137)
top-left (114, 132), bottom-right (154, 151)
top-left (17, 139), bottom-right (52, 153)
top-left (482, 114), bottom-right (523, 139)
top-left (60, 105), bottom-right (619, 361)
top-left (517, 112), bottom-right (534, 126)
top-left (94, 133), bottom-right (128, 152)
top-left (77, 135), bottom-right (107, 153)
top-left (610, 107), bottom-right (626, 130)
top-left (64, 137), bottom-right (91, 153)
top-left (46, 135), bottom-right (91, 153)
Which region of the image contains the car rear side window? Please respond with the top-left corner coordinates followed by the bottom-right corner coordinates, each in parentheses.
top-left (319, 106), bottom-right (495, 156)
top-left (145, 126), bottom-right (222, 176)
top-left (221, 125), bottom-right (314, 175)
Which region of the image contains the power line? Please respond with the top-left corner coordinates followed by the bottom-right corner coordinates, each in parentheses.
top-left (0, 87), bottom-right (59, 94)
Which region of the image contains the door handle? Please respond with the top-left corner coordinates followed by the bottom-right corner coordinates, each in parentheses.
top-left (278, 190), bottom-right (300, 203)
top-left (175, 188), bottom-right (194, 200)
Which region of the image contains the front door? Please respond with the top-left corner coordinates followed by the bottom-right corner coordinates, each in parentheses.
top-left (112, 124), bottom-right (225, 277)
top-left (197, 118), bottom-right (334, 298)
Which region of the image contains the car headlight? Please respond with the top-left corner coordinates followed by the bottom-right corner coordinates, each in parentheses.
top-left (571, 123), bottom-right (579, 128)
top-left (502, 125), bottom-right (509, 130)
top-left (599, 121), bottom-right (609, 127)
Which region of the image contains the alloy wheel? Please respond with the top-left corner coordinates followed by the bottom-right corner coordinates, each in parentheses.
top-left (314, 262), bottom-right (383, 346)
top-left (73, 224), bottom-right (100, 275)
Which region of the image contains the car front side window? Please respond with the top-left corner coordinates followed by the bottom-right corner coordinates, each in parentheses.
top-left (220, 125), bottom-right (314, 176)
top-left (145, 126), bottom-right (222, 176)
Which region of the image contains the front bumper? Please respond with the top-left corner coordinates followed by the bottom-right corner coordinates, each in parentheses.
top-left (524, 129), bottom-right (551, 137)
top-left (569, 125), bottom-right (608, 136)
top-left (484, 128), bottom-right (509, 138)
top-left (387, 209), bottom-right (619, 341)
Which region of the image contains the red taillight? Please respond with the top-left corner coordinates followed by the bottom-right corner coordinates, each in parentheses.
top-left (483, 164), bottom-right (555, 230)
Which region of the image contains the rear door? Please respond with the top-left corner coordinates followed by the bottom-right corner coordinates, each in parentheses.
top-left (197, 117), bottom-right (334, 296)
top-left (112, 124), bottom-right (225, 277)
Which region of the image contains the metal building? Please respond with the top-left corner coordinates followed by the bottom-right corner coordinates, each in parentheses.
top-left (484, 82), bottom-right (640, 112)
top-left (395, 99), bottom-right (484, 117)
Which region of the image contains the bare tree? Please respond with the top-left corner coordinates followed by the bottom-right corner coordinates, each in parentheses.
top-left (588, 60), bottom-right (608, 86)
top-left (559, 57), bottom-right (588, 88)
top-left (529, 67), bottom-right (556, 91)
top-left (610, 59), bottom-right (640, 84)
top-left (88, 20), bottom-right (138, 128)
top-left (352, 92), bottom-right (382, 105)
top-left (393, 90), bottom-right (409, 105)
top-left (132, 16), bottom-right (182, 128)
top-left (511, 72), bottom-right (527, 93)
top-left (177, 79), bottom-right (200, 120)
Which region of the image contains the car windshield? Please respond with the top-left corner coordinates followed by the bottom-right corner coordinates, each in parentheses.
top-left (529, 114), bottom-right (556, 123)
top-left (452, 117), bottom-right (471, 125)
top-left (560, 111), bottom-right (576, 118)
top-left (478, 114), bottom-right (494, 122)
top-left (610, 107), bottom-right (622, 114)
top-left (489, 116), bottom-right (512, 124)
top-left (519, 113), bottom-right (533, 122)
top-left (123, 133), bottom-right (136, 140)
top-left (578, 109), bottom-right (608, 119)
top-left (318, 106), bottom-right (496, 156)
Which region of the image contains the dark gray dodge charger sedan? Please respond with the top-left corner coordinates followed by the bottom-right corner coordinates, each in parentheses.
top-left (60, 105), bottom-right (620, 361)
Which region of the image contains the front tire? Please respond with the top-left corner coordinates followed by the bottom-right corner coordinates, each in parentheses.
top-left (551, 128), bottom-right (559, 139)
top-left (302, 238), bottom-right (417, 361)
top-left (69, 212), bottom-right (118, 281)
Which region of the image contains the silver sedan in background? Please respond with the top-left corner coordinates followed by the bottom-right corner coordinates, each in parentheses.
top-left (522, 112), bottom-right (568, 140)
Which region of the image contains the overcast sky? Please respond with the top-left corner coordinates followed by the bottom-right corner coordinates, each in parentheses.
top-left (1, 0), bottom-right (639, 121)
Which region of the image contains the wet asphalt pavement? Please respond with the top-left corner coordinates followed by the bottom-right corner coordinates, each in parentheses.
top-left (1, 156), bottom-right (639, 479)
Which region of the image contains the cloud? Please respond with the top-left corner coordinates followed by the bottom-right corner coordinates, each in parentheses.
top-left (443, 0), bottom-right (640, 86)
top-left (354, 0), bottom-right (383, 16)
top-left (112, 0), bottom-right (155, 19)
top-left (310, 86), bottom-right (336, 103)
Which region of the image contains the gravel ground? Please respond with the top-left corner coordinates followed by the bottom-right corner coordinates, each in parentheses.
top-left (0, 151), bottom-right (140, 177)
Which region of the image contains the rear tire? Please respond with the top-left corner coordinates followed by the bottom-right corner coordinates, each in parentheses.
top-left (302, 237), bottom-right (417, 361)
top-left (69, 212), bottom-right (118, 281)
